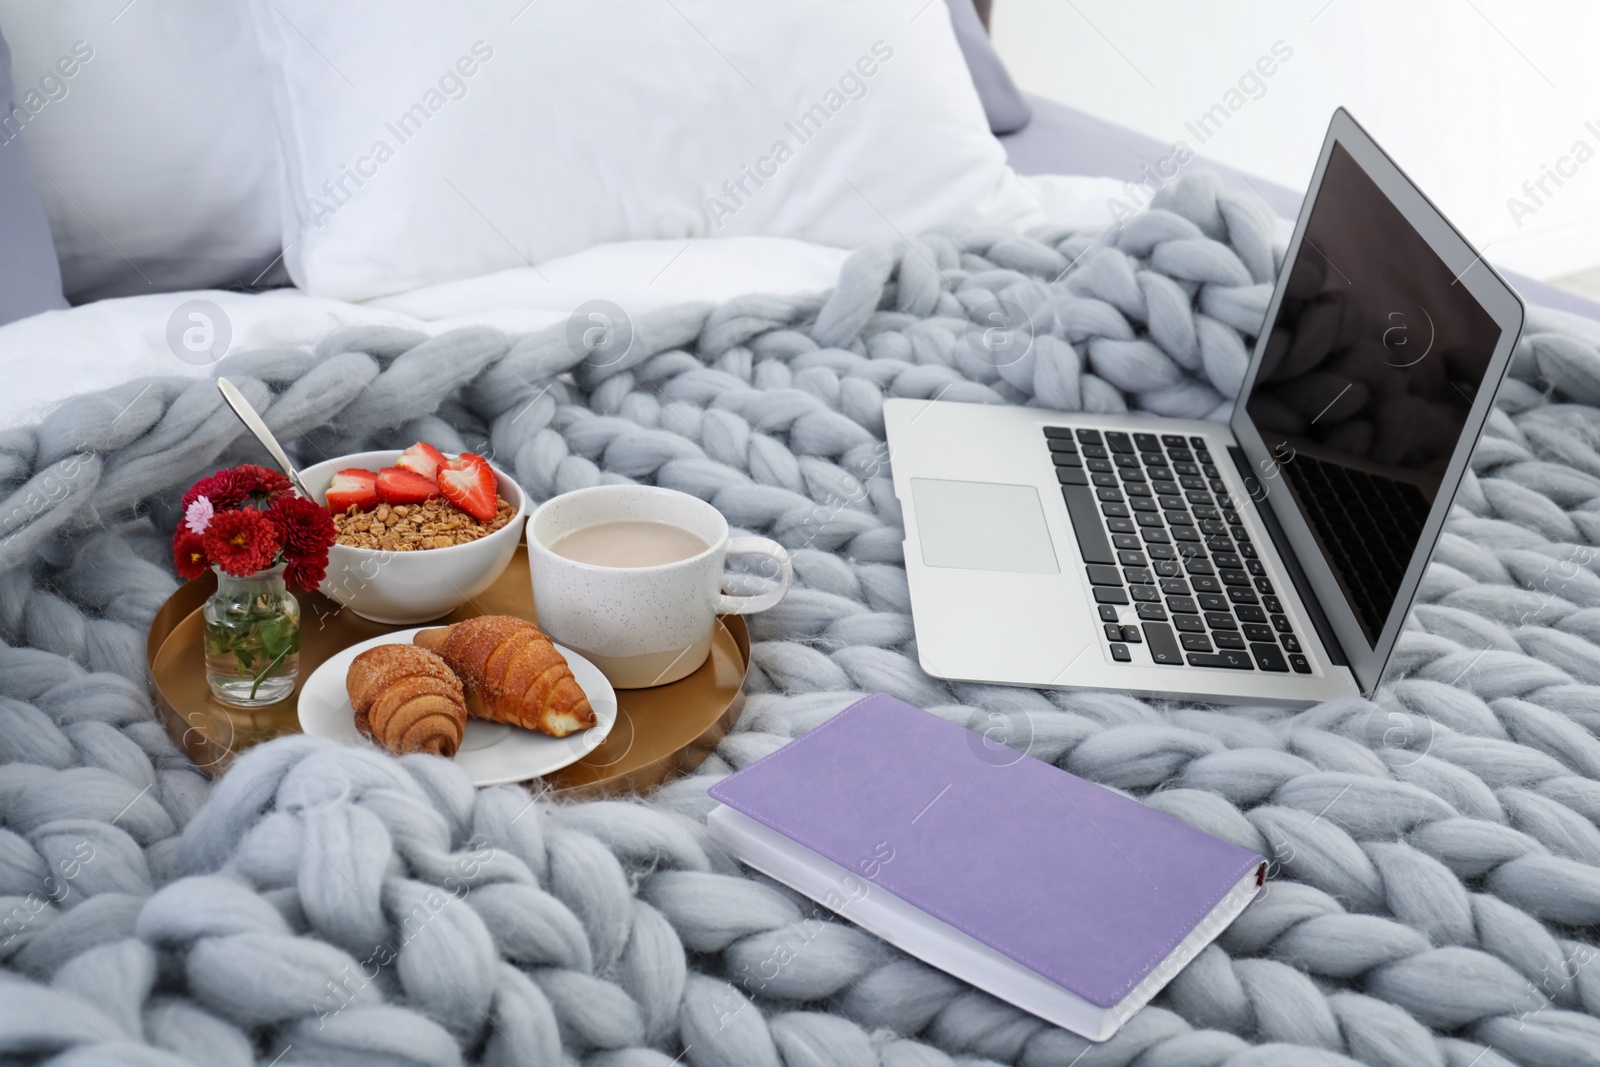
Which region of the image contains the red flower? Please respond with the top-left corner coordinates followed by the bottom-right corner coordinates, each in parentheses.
top-left (239, 463), bottom-right (292, 497)
top-left (203, 509), bottom-right (283, 576)
top-left (268, 494), bottom-right (336, 590)
top-left (182, 469), bottom-right (256, 511)
top-left (180, 475), bottom-right (215, 512)
top-left (284, 554), bottom-right (327, 591)
top-left (172, 530), bottom-right (210, 580)
top-left (268, 494), bottom-right (335, 554)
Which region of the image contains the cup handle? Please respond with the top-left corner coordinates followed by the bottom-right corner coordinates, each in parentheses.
top-left (716, 536), bottom-right (792, 615)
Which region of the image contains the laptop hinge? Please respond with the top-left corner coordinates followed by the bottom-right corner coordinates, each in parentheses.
top-left (1228, 446), bottom-right (1348, 667)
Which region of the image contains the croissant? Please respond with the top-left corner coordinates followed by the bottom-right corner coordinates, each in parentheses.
top-left (414, 615), bottom-right (596, 737)
top-left (346, 644), bottom-right (467, 757)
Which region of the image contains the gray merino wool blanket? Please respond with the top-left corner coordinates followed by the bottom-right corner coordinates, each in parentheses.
top-left (4, 172), bottom-right (1600, 1067)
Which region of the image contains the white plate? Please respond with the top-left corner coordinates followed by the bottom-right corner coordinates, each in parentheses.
top-left (298, 627), bottom-right (618, 787)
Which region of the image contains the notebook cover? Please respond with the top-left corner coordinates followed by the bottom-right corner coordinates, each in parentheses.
top-left (708, 693), bottom-right (1265, 1008)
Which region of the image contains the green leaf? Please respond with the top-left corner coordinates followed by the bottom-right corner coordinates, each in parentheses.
top-left (259, 616), bottom-right (299, 661)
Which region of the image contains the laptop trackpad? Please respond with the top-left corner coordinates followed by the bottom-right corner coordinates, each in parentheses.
top-left (910, 478), bottom-right (1059, 574)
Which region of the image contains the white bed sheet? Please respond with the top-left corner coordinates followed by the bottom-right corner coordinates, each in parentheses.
top-left (0, 176), bottom-right (1129, 429)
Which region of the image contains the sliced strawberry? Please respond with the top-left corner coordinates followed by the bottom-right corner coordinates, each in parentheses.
top-left (375, 466), bottom-right (441, 505)
top-left (438, 455), bottom-right (499, 522)
top-left (395, 441), bottom-right (447, 482)
top-left (325, 468), bottom-right (379, 512)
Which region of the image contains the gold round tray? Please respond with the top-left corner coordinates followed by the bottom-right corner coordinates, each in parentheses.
top-left (147, 545), bottom-right (749, 798)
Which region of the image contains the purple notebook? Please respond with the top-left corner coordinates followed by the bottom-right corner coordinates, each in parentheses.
top-left (707, 693), bottom-right (1265, 1040)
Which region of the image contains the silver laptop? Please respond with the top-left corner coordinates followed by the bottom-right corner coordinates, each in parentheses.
top-left (885, 109), bottom-right (1525, 705)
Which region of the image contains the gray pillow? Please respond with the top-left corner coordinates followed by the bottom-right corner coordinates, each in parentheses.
top-left (0, 24), bottom-right (66, 325)
top-left (944, 0), bottom-right (1031, 135)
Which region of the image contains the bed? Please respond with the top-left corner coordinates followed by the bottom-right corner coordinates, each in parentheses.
top-left (3, 4), bottom-right (1600, 1067)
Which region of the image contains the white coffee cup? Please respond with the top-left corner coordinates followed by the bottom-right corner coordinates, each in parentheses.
top-left (528, 485), bottom-right (792, 688)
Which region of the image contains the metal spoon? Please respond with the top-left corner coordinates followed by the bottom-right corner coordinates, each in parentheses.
top-left (215, 377), bottom-right (314, 499)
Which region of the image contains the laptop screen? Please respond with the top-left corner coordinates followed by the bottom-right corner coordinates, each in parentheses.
top-left (1242, 142), bottom-right (1501, 646)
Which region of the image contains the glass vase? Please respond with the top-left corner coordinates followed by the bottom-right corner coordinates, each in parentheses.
top-left (202, 562), bottom-right (301, 706)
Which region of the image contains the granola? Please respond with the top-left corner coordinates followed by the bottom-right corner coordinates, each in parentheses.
top-left (333, 496), bottom-right (515, 551)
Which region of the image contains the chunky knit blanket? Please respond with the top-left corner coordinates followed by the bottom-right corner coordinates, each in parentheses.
top-left (4, 172), bottom-right (1600, 1067)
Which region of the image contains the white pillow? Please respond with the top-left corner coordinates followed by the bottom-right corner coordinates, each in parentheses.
top-left (0, 0), bottom-right (283, 301)
top-left (247, 0), bottom-right (1043, 301)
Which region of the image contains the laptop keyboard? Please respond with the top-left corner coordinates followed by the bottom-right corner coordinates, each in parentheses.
top-left (1044, 427), bottom-right (1312, 675)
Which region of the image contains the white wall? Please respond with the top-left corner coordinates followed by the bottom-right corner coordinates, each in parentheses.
top-left (991, 0), bottom-right (1600, 281)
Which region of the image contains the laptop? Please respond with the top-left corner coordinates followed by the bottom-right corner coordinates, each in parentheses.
top-left (884, 109), bottom-right (1525, 705)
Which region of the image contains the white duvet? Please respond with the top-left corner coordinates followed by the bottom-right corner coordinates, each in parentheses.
top-left (0, 176), bottom-right (1127, 429)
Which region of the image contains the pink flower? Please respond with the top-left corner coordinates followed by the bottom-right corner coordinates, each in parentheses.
top-left (185, 495), bottom-right (214, 534)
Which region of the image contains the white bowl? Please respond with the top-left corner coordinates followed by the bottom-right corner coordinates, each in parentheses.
top-left (299, 449), bottom-right (527, 624)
